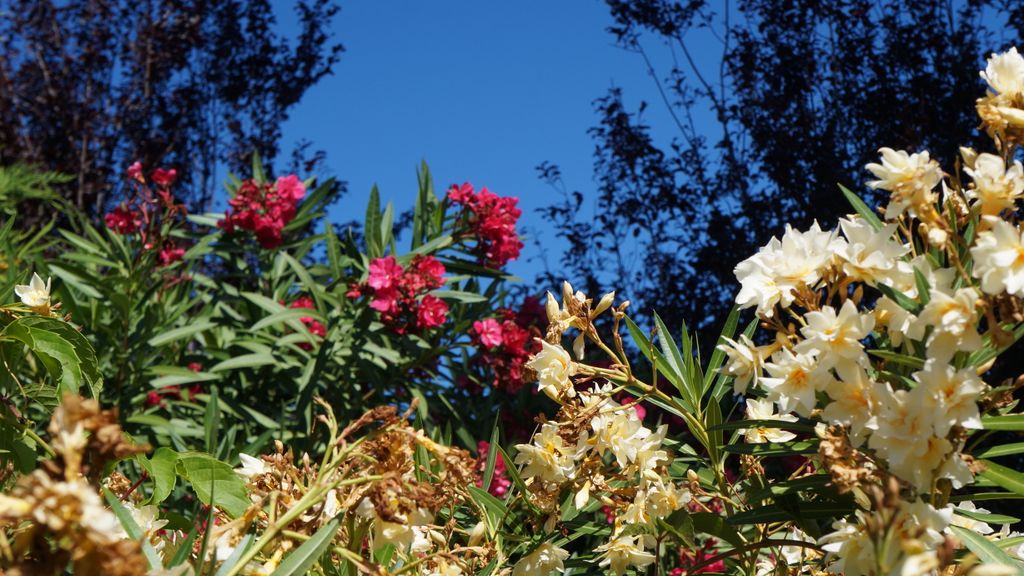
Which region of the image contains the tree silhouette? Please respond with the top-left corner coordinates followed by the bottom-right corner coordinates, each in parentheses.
top-left (0, 0), bottom-right (343, 216)
top-left (540, 0), bottom-right (1018, 339)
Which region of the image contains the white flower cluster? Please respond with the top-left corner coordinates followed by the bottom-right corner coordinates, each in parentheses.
top-left (513, 360), bottom-right (691, 575)
top-left (723, 46), bottom-right (1024, 575)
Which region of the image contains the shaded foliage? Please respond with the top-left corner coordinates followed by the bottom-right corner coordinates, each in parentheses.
top-left (0, 0), bottom-right (343, 217)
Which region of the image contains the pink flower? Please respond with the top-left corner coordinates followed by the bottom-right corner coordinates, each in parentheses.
top-left (416, 295), bottom-right (448, 329)
top-left (157, 242), bottom-right (185, 266)
top-left (447, 182), bottom-right (523, 267)
top-left (152, 167), bottom-right (177, 187)
top-left (275, 175), bottom-right (306, 203)
top-left (105, 206), bottom-right (142, 235)
top-left (473, 319), bottom-right (504, 348)
top-left (217, 176), bottom-right (305, 249)
top-left (368, 256), bottom-right (404, 290)
top-left (127, 161), bottom-right (144, 182)
top-left (289, 297), bottom-right (327, 349)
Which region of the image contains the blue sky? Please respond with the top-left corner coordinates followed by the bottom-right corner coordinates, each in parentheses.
top-left (276, 1), bottom-right (710, 281)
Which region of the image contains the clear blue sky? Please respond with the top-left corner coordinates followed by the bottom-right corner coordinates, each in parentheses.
top-left (276, 1), bottom-right (712, 282)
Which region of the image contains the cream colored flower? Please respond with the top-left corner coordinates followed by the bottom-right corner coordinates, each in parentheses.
top-left (912, 360), bottom-right (984, 436)
top-left (14, 272), bottom-right (52, 310)
top-left (915, 287), bottom-right (983, 362)
top-left (514, 423), bottom-right (576, 484)
top-left (865, 148), bottom-right (943, 219)
top-left (965, 153), bottom-right (1024, 216)
top-left (717, 334), bottom-right (762, 395)
top-left (822, 365), bottom-right (883, 446)
top-left (512, 541), bottom-right (569, 569)
top-left (527, 340), bottom-right (576, 401)
top-left (742, 398), bottom-right (797, 444)
top-left (235, 453), bottom-right (268, 478)
top-left (836, 217), bottom-right (911, 286)
top-left (595, 534), bottom-right (655, 576)
top-left (734, 222), bottom-right (841, 317)
top-left (760, 348), bottom-right (828, 417)
top-left (795, 299), bottom-right (874, 371)
top-left (981, 47), bottom-right (1024, 96)
top-left (949, 501), bottom-right (996, 536)
top-left (971, 217), bottom-right (1024, 297)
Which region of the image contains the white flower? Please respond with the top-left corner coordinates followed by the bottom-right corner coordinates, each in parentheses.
top-left (644, 478), bottom-right (691, 519)
top-left (971, 217), bottom-right (1024, 297)
top-left (514, 423), bottom-right (576, 484)
top-left (717, 334), bottom-right (762, 395)
top-left (527, 340), bottom-right (576, 401)
top-left (822, 365), bottom-right (882, 446)
top-left (512, 543), bottom-right (570, 576)
top-left (595, 534), bottom-right (656, 576)
top-left (949, 501), bottom-right (996, 535)
top-left (734, 222), bottom-right (841, 317)
top-left (742, 398), bottom-right (798, 444)
top-left (836, 217), bottom-right (911, 286)
top-left (982, 47), bottom-right (1024, 96)
top-left (235, 453), bottom-right (268, 479)
top-left (869, 388), bottom-right (960, 492)
top-left (865, 148), bottom-right (943, 219)
top-left (760, 348), bottom-right (828, 417)
top-left (795, 299), bottom-right (874, 371)
top-left (965, 153), bottom-right (1024, 216)
top-left (873, 296), bottom-right (920, 347)
top-left (912, 360), bottom-right (984, 436)
top-left (915, 287), bottom-right (983, 362)
top-left (14, 272), bottom-right (51, 309)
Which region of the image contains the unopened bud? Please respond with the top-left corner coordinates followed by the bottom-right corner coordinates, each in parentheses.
top-left (545, 291), bottom-right (560, 323)
top-left (686, 469), bottom-right (700, 483)
top-left (959, 146), bottom-right (978, 170)
top-left (562, 281), bottom-right (574, 305)
top-left (468, 521), bottom-right (487, 546)
top-left (594, 291), bottom-right (615, 316)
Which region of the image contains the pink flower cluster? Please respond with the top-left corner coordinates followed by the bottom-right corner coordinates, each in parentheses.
top-left (289, 296), bottom-right (327, 350)
top-left (671, 538), bottom-right (726, 575)
top-left (467, 297), bottom-right (544, 393)
top-left (105, 163), bottom-right (188, 268)
top-left (474, 440), bottom-right (511, 498)
top-left (347, 255), bottom-right (449, 333)
top-left (218, 175), bottom-right (306, 249)
top-left (105, 205), bottom-right (142, 234)
top-left (447, 183), bottom-right (523, 268)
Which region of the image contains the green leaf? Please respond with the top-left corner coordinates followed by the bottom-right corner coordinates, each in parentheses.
top-left (953, 507), bottom-right (1019, 525)
top-left (148, 320), bottom-right (216, 347)
top-left (703, 305), bottom-right (740, 395)
top-left (728, 502), bottom-right (854, 525)
top-left (982, 416), bottom-right (1024, 431)
top-left (176, 452), bottom-right (250, 517)
top-left (139, 447), bottom-right (179, 505)
top-left (433, 289), bottom-right (487, 303)
top-left (250, 308), bottom-right (322, 332)
top-left (708, 419), bottom-right (816, 433)
top-left (950, 525), bottom-right (1023, 571)
top-left (204, 387), bottom-right (220, 454)
top-left (365, 185), bottom-right (383, 257)
top-left (3, 318), bottom-right (86, 395)
top-left (723, 440), bottom-right (818, 457)
top-left (103, 489), bottom-right (164, 570)
top-left (976, 442), bottom-right (1024, 459)
top-left (867, 349), bottom-right (925, 369)
top-left (274, 516), bottom-right (341, 576)
top-left (691, 512), bottom-right (744, 549)
top-left (980, 460), bottom-right (1024, 498)
top-left (18, 317), bottom-right (102, 398)
top-left (209, 353), bottom-right (277, 372)
top-left (838, 183), bottom-right (882, 230)
top-left (468, 485), bottom-right (507, 533)
top-left (654, 312), bottom-right (695, 409)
